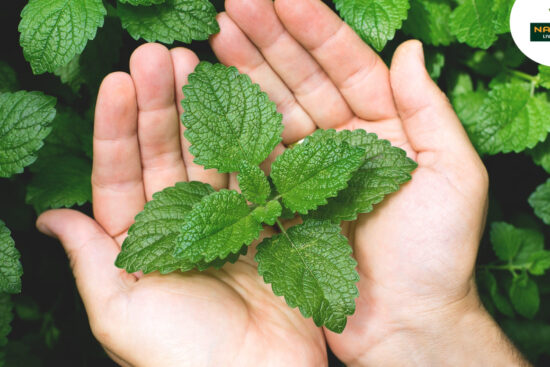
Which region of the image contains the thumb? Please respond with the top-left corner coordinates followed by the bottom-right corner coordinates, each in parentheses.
top-left (390, 40), bottom-right (476, 160)
top-left (37, 209), bottom-right (133, 307)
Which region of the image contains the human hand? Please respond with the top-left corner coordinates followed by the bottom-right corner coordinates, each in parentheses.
top-left (36, 0), bottom-right (529, 364)
top-left (211, 0), bottom-right (528, 365)
top-left (35, 44), bottom-right (326, 366)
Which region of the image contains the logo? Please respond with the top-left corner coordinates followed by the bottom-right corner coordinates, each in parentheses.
top-left (510, 0), bottom-right (550, 66)
top-left (531, 23), bottom-right (550, 41)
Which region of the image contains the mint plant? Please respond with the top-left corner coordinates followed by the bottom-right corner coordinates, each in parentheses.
top-left (0, 88), bottom-right (56, 353)
top-left (115, 62), bottom-right (417, 332)
top-left (18, 0), bottom-right (219, 75)
top-left (478, 222), bottom-right (550, 320)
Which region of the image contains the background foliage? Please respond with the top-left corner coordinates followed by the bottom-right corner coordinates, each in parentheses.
top-left (0, 0), bottom-right (549, 365)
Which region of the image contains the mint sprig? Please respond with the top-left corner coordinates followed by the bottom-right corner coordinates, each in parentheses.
top-left (116, 62), bottom-right (415, 332)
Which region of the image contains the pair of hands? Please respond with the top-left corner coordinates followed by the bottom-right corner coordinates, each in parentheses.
top-left (37, 0), bottom-right (525, 366)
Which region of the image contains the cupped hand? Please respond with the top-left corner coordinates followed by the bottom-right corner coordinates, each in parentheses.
top-left (36, 45), bottom-right (326, 367)
top-left (37, 0), bottom-right (493, 365)
top-left (209, 0), bottom-right (489, 365)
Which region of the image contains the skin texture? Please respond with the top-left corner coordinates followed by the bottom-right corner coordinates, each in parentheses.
top-left (37, 0), bottom-right (530, 366)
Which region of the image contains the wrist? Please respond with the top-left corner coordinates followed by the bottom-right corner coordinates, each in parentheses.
top-left (347, 283), bottom-right (529, 367)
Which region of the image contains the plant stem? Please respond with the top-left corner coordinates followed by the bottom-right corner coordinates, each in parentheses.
top-left (508, 69), bottom-right (539, 84)
top-left (275, 219), bottom-right (288, 236)
top-left (479, 263), bottom-right (529, 272)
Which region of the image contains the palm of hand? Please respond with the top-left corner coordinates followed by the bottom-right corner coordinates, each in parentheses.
top-left (37, 0), bottom-right (489, 366)
top-left (67, 44), bottom-right (326, 367)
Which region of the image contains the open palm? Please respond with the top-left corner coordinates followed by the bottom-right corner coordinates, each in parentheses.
top-left (36, 30), bottom-right (325, 367)
top-left (38, 0), bottom-right (490, 366)
top-left (208, 0), bottom-right (488, 362)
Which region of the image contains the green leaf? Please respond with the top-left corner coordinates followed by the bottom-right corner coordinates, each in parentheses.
top-left (425, 48), bottom-right (445, 81)
top-left (539, 65), bottom-right (550, 90)
top-left (464, 50), bottom-right (502, 77)
top-left (26, 156), bottom-right (91, 214)
top-left (449, 0), bottom-right (497, 49)
top-left (529, 179), bottom-right (550, 225)
top-left (509, 273), bottom-right (539, 319)
top-left (0, 293), bottom-right (13, 347)
top-left (490, 222), bottom-right (522, 261)
top-left (255, 219), bottom-right (359, 333)
top-left (26, 109), bottom-right (92, 213)
top-left (0, 62), bottom-right (18, 94)
top-left (528, 251), bottom-right (550, 276)
top-left (0, 221), bottom-right (23, 294)
top-left (448, 71), bottom-right (474, 98)
top-left (182, 62), bottom-right (283, 173)
top-left (0, 91), bottom-right (56, 178)
top-left (116, 181), bottom-right (217, 274)
top-left (118, 0), bottom-right (219, 44)
top-left (237, 163), bottom-right (270, 204)
top-left (476, 269), bottom-right (514, 317)
top-left (510, 228), bottom-right (544, 265)
top-left (175, 190), bottom-right (263, 263)
top-left (79, 16), bottom-right (123, 94)
top-left (489, 221), bottom-right (549, 276)
top-left (19, 0), bottom-right (106, 74)
top-left (14, 296), bottom-right (42, 321)
top-left (251, 200), bottom-right (282, 226)
top-left (53, 55), bottom-right (84, 92)
top-left (402, 0), bottom-right (453, 46)
top-left (51, 16), bottom-right (122, 94)
top-left (466, 84), bottom-right (550, 155)
top-left (119, 0), bottom-right (165, 5)
top-left (333, 0), bottom-right (410, 51)
top-left (493, 37), bottom-right (526, 68)
top-left (527, 137), bottom-right (550, 174)
top-left (270, 136), bottom-right (364, 215)
top-left (452, 90), bottom-right (487, 128)
top-left (305, 129), bottom-right (416, 222)
top-left (492, 0), bottom-right (514, 34)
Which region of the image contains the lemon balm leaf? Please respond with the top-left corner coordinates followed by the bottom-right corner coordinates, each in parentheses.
top-left (119, 0), bottom-right (165, 5)
top-left (270, 138), bottom-right (364, 214)
top-left (449, 0), bottom-right (498, 49)
top-left (333, 0), bottom-right (410, 51)
top-left (26, 109), bottom-right (93, 213)
top-left (175, 190), bottom-right (264, 263)
top-left (181, 62), bottom-right (283, 173)
top-left (305, 129), bottom-right (416, 222)
top-left (19, 0), bottom-right (106, 74)
top-left (115, 181), bottom-right (217, 274)
top-left (0, 91), bottom-right (56, 178)
top-left (118, 0), bottom-right (219, 44)
top-left (0, 221), bottom-right (23, 294)
top-left (256, 219), bottom-right (359, 333)
top-left (466, 84), bottom-right (550, 155)
top-left (0, 293), bottom-right (14, 347)
top-left (402, 0), bottom-right (454, 46)
top-left (237, 163), bottom-right (271, 205)
top-left (529, 179), bottom-right (550, 225)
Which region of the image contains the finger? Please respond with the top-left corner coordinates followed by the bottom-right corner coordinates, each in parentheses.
top-left (225, 0), bottom-right (354, 129)
top-left (130, 43), bottom-right (188, 200)
top-left (390, 41), bottom-right (478, 162)
top-left (36, 209), bottom-right (135, 309)
top-left (211, 13), bottom-right (316, 144)
top-left (93, 72), bottom-right (146, 240)
top-left (274, 0), bottom-right (398, 121)
top-left (171, 47), bottom-right (229, 190)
